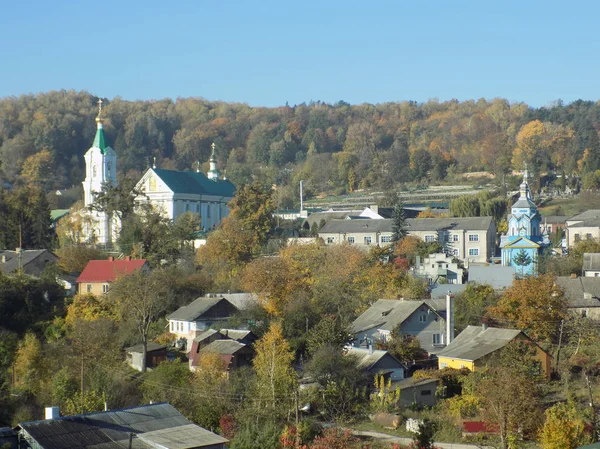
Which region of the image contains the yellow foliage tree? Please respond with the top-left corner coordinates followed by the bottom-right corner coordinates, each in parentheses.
top-left (21, 148), bottom-right (54, 190)
top-left (65, 294), bottom-right (118, 328)
top-left (539, 402), bottom-right (587, 449)
top-left (13, 332), bottom-right (45, 395)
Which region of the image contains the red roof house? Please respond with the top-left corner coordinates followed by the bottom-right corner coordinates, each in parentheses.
top-left (76, 256), bottom-right (148, 295)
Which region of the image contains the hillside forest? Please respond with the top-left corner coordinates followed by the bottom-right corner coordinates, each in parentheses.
top-left (2, 91), bottom-right (600, 210)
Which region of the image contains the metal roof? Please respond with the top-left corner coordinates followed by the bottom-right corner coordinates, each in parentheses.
top-left (18, 403), bottom-right (227, 449)
top-left (568, 210), bottom-right (600, 222)
top-left (583, 253), bottom-right (600, 272)
top-left (0, 250), bottom-right (58, 276)
top-left (199, 339), bottom-right (247, 355)
top-left (76, 259), bottom-right (147, 283)
top-left (436, 325), bottom-right (522, 361)
top-left (351, 299), bottom-right (434, 334)
top-left (346, 347), bottom-right (404, 371)
top-left (166, 296), bottom-right (238, 322)
top-left (320, 216), bottom-right (494, 234)
top-left (568, 217), bottom-right (600, 228)
top-left (319, 218), bottom-right (393, 234)
top-left (555, 276), bottom-right (600, 308)
top-left (468, 265), bottom-right (516, 290)
top-left (125, 342), bottom-right (167, 354)
top-left (152, 168), bottom-right (235, 197)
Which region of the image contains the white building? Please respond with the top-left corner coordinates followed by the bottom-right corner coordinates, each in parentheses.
top-left (134, 144), bottom-right (235, 230)
top-left (80, 100), bottom-right (119, 246)
top-left (78, 103), bottom-right (235, 246)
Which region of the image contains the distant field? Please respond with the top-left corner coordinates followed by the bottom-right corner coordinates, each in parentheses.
top-left (539, 192), bottom-right (600, 216)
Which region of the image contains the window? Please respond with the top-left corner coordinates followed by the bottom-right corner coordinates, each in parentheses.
top-left (425, 235), bottom-right (435, 243)
top-left (381, 235), bottom-right (391, 243)
top-left (326, 237), bottom-right (334, 244)
top-left (452, 234), bottom-right (459, 242)
top-left (468, 248), bottom-right (479, 256)
top-left (207, 204), bottom-right (211, 218)
top-left (170, 321), bottom-right (174, 332)
top-left (587, 233), bottom-right (593, 240)
top-left (364, 236), bottom-right (372, 245)
top-left (419, 313), bottom-right (427, 322)
top-left (575, 234), bottom-right (581, 242)
top-left (347, 236), bottom-right (355, 244)
top-left (452, 249), bottom-right (459, 256)
top-left (102, 284), bottom-right (110, 293)
top-left (440, 362), bottom-right (448, 368)
top-left (421, 390), bottom-right (432, 396)
top-left (433, 333), bottom-right (444, 345)
top-left (185, 203), bottom-right (190, 212)
top-left (460, 364), bottom-right (465, 369)
top-left (86, 284), bottom-right (92, 293)
top-left (468, 234), bottom-right (479, 242)
top-left (442, 233), bottom-right (449, 242)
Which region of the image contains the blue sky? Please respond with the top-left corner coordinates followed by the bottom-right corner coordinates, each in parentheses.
top-left (1, 0), bottom-right (598, 107)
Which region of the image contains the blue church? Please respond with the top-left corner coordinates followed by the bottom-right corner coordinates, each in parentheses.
top-left (500, 172), bottom-right (550, 277)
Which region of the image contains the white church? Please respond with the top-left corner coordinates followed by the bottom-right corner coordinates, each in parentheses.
top-left (81, 100), bottom-right (235, 247)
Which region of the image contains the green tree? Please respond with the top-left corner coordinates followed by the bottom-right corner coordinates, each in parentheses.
top-left (454, 283), bottom-right (498, 332)
top-left (391, 201), bottom-right (408, 244)
top-left (108, 270), bottom-right (169, 372)
top-left (513, 249), bottom-right (533, 278)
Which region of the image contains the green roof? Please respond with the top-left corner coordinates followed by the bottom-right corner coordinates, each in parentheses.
top-left (50, 209), bottom-right (70, 222)
top-left (153, 168), bottom-right (236, 197)
top-left (93, 127), bottom-right (107, 154)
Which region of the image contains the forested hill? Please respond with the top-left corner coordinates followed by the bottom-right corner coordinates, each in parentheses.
top-left (1, 90), bottom-right (600, 208)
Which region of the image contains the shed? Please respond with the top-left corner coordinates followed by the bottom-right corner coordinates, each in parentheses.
top-left (125, 342), bottom-right (167, 372)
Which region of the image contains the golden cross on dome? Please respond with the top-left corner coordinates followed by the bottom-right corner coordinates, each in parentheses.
top-left (211, 142), bottom-right (216, 152)
top-left (97, 99), bottom-right (103, 116)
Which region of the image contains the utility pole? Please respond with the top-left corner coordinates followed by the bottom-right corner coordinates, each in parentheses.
top-left (556, 319), bottom-right (564, 368)
top-left (81, 353), bottom-right (85, 414)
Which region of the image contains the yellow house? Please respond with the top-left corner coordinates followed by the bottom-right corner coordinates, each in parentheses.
top-left (436, 325), bottom-right (551, 378)
top-left (76, 257), bottom-right (148, 295)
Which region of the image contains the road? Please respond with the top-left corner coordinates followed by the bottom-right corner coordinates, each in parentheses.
top-left (351, 429), bottom-right (494, 449)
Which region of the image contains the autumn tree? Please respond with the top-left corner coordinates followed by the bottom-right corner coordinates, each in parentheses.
top-left (454, 283), bottom-right (498, 332)
top-left (108, 269), bottom-right (169, 372)
top-left (13, 332), bottom-right (46, 396)
top-left (55, 246), bottom-right (105, 273)
top-left (253, 322), bottom-right (296, 418)
top-left (228, 181), bottom-right (275, 247)
top-left (539, 402), bottom-right (587, 449)
top-left (21, 148), bottom-right (54, 191)
top-left (489, 274), bottom-right (567, 341)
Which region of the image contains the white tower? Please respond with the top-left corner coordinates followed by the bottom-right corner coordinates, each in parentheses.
top-left (83, 99), bottom-right (117, 206)
top-left (207, 142), bottom-right (220, 181)
top-left (82, 99), bottom-right (118, 245)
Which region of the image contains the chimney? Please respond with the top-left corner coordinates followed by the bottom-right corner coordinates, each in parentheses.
top-left (368, 339), bottom-right (373, 355)
top-left (108, 256), bottom-right (114, 261)
top-left (482, 323), bottom-right (488, 331)
top-left (1, 255), bottom-right (5, 263)
top-left (45, 406), bottom-right (60, 420)
top-left (446, 292), bottom-right (455, 345)
top-left (571, 273), bottom-right (577, 279)
top-left (125, 256), bottom-right (131, 261)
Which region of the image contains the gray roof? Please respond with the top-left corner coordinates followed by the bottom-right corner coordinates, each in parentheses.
top-left (319, 216), bottom-right (494, 235)
top-left (193, 329), bottom-right (219, 343)
top-left (405, 216), bottom-right (494, 232)
top-left (568, 217), bottom-right (600, 228)
top-left (468, 265), bottom-right (516, 290)
top-left (218, 293), bottom-right (258, 309)
top-left (346, 347), bottom-right (404, 371)
top-left (583, 253), bottom-right (600, 272)
top-left (541, 215), bottom-right (568, 224)
top-left (167, 296), bottom-right (237, 321)
top-left (304, 210), bottom-right (361, 228)
top-left (430, 285), bottom-right (467, 299)
top-left (437, 325), bottom-right (522, 361)
top-left (512, 197), bottom-right (537, 209)
top-left (125, 342), bottom-right (166, 354)
top-left (18, 403), bottom-right (227, 449)
top-left (391, 376), bottom-right (439, 389)
top-left (569, 210), bottom-right (600, 222)
top-left (555, 276), bottom-right (600, 308)
top-left (320, 219), bottom-right (394, 234)
top-left (0, 249), bottom-right (57, 275)
top-left (351, 299), bottom-right (436, 334)
top-left (200, 339), bottom-right (247, 355)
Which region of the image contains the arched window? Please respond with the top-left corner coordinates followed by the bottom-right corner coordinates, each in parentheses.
top-left (93, 165), bottom-right (97, 177)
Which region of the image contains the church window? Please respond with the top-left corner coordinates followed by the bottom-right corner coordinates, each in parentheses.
top-left (93, 165), bottom-right (97, 177)
top-left (207, 204), bottom-right (211, 218)
top-left (107, 165), bottom-right (111, 178)
top-left (149, 176), bottom-right (157, 192)
top-left (469, 248), bottom-right (479, 256)
top-left (468, 234), bottom-right (479, 242)
top-left (185, 203), bottom-right (189, 212)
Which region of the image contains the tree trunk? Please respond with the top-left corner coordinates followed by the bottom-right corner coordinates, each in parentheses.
top-left (141, 334), bottom-right (148, 373)
top-left (586, 371), bottom-right (597, 442)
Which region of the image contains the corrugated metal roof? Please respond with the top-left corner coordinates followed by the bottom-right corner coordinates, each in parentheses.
top-left (583, 253), bottom-right (600, 272)
top-left (556, 276), bottom-right (600, 308)
top-left (167, 296), bottom-right (237, 321)
top-left (320, 216), bottom-right (494, 235)
top-left (200, 339), bottom-right (247, 355)
top-left (351, 299), bottom-right (434, 333)
top-left (125, 342), bottom-right (167, 354)
top-left (0, 250), bottom-right (58, 275)
top-left (436, 325), bottom-right (522, 361)
top-left (468, 265), bottom-right (516, 290)
top-left (19, 403), bottom-right (227, 449)
top-left (568, 210), bottom-right (600, 222)
top-left (76, 259), bottom-right (147, 283)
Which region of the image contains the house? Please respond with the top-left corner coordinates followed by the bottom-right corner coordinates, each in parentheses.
top-left (467, 265), bottom-right (516, 290)
top-left (0, 249), bottom-right (58, 277)
top-left (583, 253), bottom-right (600, 277)
top-left (0, 427), bottom-right (17, 449)
top-left (413, 253), bottom-right (464, 285)
top-left (565, 210), bottom-right (600, 248)
top-left (436, 325), bottom-right (551, 378)
top-left (125, 342), bottom-right (168, 372)
top-left (391, 377), bottom-right (440, 408)
top-left (134, 144), bottom-right (235, 230)
top-left (167, 295), bottom-right (240, 350)
top-left (17, 402), bottom-right (228, 449)
top-left (76, 256), bottom-right (148, 295)
top-left (189, 337), bottom-right (255, 372)
top-left (351, 298), bottom-right (451, 355)
top-left (346, 346), bottom-right (407, 381)
top-left (555, 276), bottom-right (600, 319)
top-left (539, 215), bottom-right (568, 234)
top-left (319, 216), bottom-right (496, 263)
